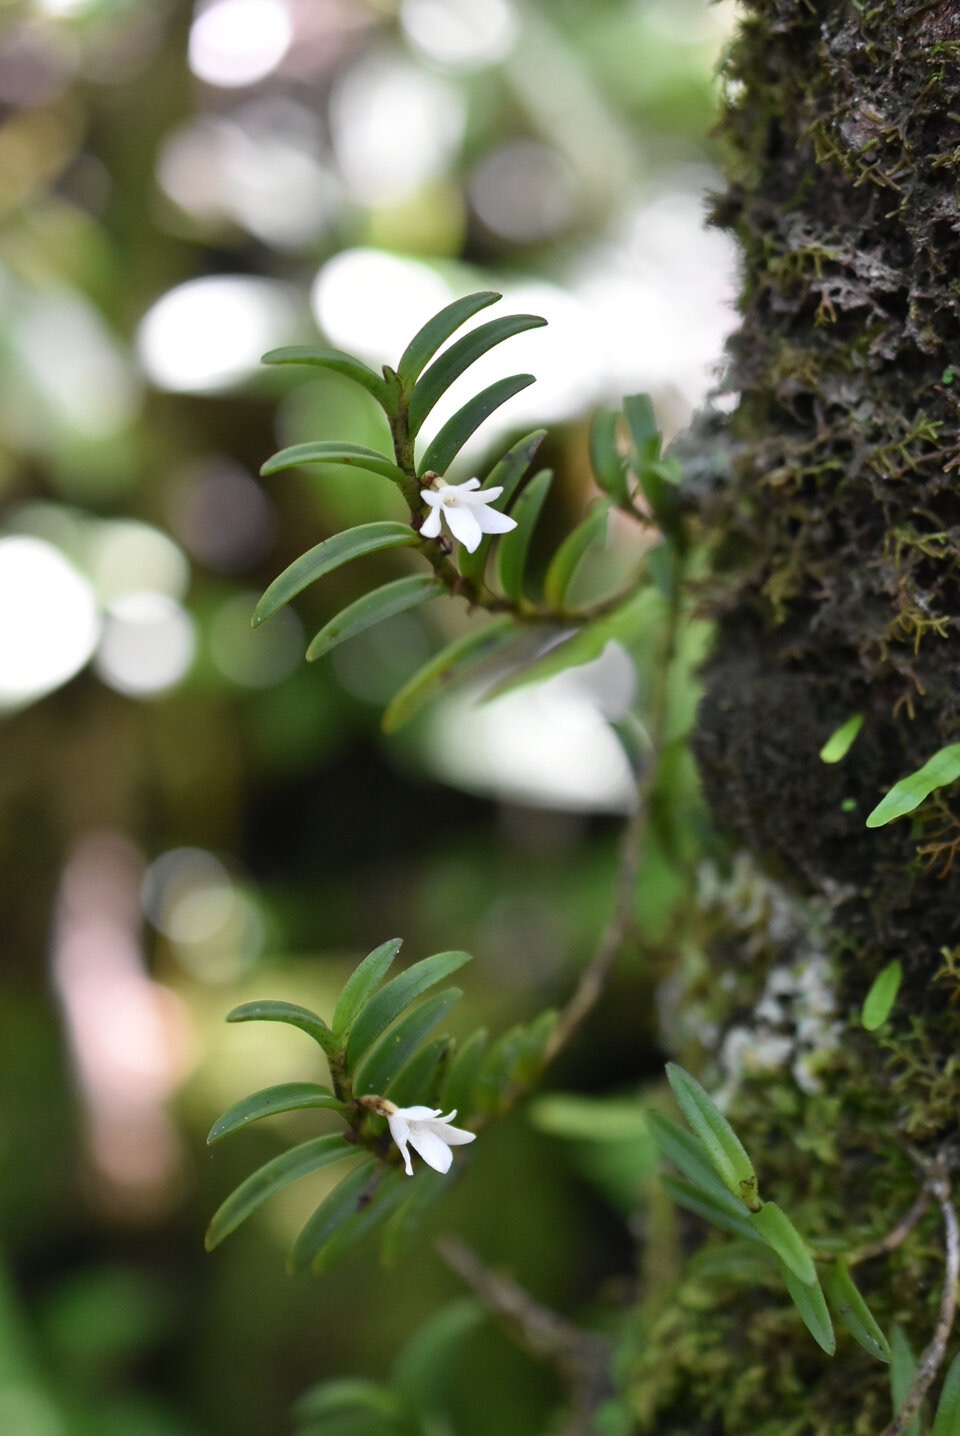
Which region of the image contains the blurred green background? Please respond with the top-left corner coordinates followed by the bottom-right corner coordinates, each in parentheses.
top-left (0, 0), bottom-right (734, 1431)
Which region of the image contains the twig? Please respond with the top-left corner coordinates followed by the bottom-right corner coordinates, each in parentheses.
top-left (844, 1187), bottom-right (932, 1266)
top-left (881, 1155), bottom-right (959, 1436)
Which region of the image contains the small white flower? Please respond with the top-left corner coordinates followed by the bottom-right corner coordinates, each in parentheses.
top-left (419, 477), bottom-right (517, 553)
top-left (383, 1101), bottom-right (476, 1176)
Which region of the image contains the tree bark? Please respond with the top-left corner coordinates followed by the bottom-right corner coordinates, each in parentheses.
top-left (638, 3), bottom-right (960, 1430)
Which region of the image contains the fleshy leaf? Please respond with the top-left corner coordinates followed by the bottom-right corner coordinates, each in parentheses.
top-left (440, 1028), bottom-right (488, 1114)
top-left (345, 950), bottom-right (472, 1070)
top-left (660, 1175), bottom-right (765, 1245)
top-left (648, 1110), bottom-right (752, 1214)
top-left (386, 1037), bottom-right (452, 1110)
top-left (408, 314), bottom-right (546, 436)
top-left (352, 989), bottom-right (462, 1097)
top-left (307, 577), bottom-right (444, 662)
top-left (418, 373), bottom-right (534, 477)
top-left (253, 523), bottom-right (418, 626)
top-left (205, 1134), bottom-right (353, 1250)
top-left (931, 1351), bottom-right (960, 1435)
top-left (543, 502), bottom-right (610, 609)
top-left (225, 999), bottom-right (337, 1057)
top-left (781, 1263), bottom-right (836, 1355)
top-left (822, 1260), bottom-right (891, 1362)
top-left (332, 938), bottom-right (404, 1042)
top-left (261, 441), bottom-right (408, 484)
top-left (861, 960), bottom-right (903, 1032)
top-left (819, 713), bottom-right (864, 764)
top-left (381, 1169), bottom-right (448, 1267)
top-left (891, 1324), bottom-right (922, 1436)
top-left (589, 408), bottom-right (629, 502)
top-left (458, 429), bottom-right (546, 582)
top-left (207, 1083), bottom-right (343, 1144)
top-left (311, 1170), bottom-right (409, 1274)
top-left (261, 346), bottom-right (393, 410)
top-left (623, 393), bottom-right (660, 464)
top-left (496, 468), bottom-right (553, 601)
top-left (749, 1201), bottom-right (817, 1286)
top-left (397, 292), bottom-right (501, 391)
top-left (391, 1298), bottom-right (485, 1409)
top-left (866, 743), bottom-right (960, 827)
top-left (293, 1376), bottom-right (405, 1423)
top-left (288, 1157), bottom-right (379, 1274)
top-left (665, 1062), bottom-right (759, 1210)
top-left (382, 615), bottom-right (521, 733)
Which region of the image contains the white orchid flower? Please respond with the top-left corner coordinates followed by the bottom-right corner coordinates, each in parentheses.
top-left (419, 477), bottom-right (517, 553)
top-left (382, 1101), bottom-right (476, 1176)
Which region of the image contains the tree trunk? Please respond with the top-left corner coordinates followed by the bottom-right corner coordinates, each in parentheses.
top-left (639, 3), bottom-right (960, 1430)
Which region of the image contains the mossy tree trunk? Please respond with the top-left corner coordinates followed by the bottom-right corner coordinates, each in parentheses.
top-left (639, 3), bottom-right (960, 1431)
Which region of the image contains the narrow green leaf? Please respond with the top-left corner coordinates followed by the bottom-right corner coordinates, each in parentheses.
top-left (862, 960), bottom-right (903, 1032)
top-left (931, 1351), bottom-right (960, 1435)
top-left (623, 393), bottom-right (660, 463)
top-left (261, 441), bottom-right (408, 484)
top-left (207, 1083), bottom-right (343, 1144)
top-left (665, 1063), bottom-right (759, 1210)
top-left (253, 523), bottom-right (418, 626)
top-left (226, 999), bottom-right (337, 1057)
top-left (822, 1260), bottom-right (891, 1362)
top-left (543, 503), bottom-right (610, 609)
top-left (312, 1171), bottom-right (409, 1275)
top-left (392, 1299), bottom-right (485, 1409)
top-left (261, 345), bottom-right (392, 410)
top-left (382, 616), bottom-right (520, 733)
top-left (780, 1263), bottom-right (836, 1355)
top-left (648, 1111), bottom-right (752, 1215)
top-left (293, 1377), bottom-right (404, 1422)
top-left (749, 1201), bottom-right (817, 1286)
top-left (589, 408), bottom-right (628, 502)
top-left (397, 291), bottom-right (501, 391)
top-left (419, 373), bottom-right (535, 477)
top-left (458, 429), bottom-right (547, 582)
top-left (890, 1324), bottom-right (922, 1436)
top-left (380, 1169), bottom-right (448, 1268)
top-left (496, 468), bottom-right (553, 601)
top-left (345, 950), bottom-right (472, 1070)
top-left (484, 590), bottom-right (653, 701)
top-left (660, 1175), bottom-right (766, 1245)
top-left (408, 314), bottom-right (546, 436)
top-left (205, 1134), bottom-right (353, 1250)
top-left (387, 1037), bottom-right (452, 1110)
top-left (352, 989), bottom-right (463, 1097)
top-left (307, 577), bottom-right (444, 662)
top-left (819, 713), bottom-right (864, 764)
top-left (866, 743), bottom-right (960, 827)
top-left (440, 1028), bottom-right (488, 1114)
top-left (288, 1157), bottom-right (379, 1274)
top-left (332, 938), bottom-right (404, 1042)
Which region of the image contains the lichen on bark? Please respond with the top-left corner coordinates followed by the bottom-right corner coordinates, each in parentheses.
top-left (637, 2), bottom-right (960, 1430)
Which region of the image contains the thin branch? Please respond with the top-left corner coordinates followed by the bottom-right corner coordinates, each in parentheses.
top-left (844, 1186), bottom-right (932, 1266)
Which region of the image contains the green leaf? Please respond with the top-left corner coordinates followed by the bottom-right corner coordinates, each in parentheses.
top-left (352, 989), bottom-right (463, 1097)
top-left (589, 408), bottom-right (628, 502)
top-left (440, 1028), bottom-right (488, 1114)
top-left (749, 1201), bottom-right (817, 1286)
top-left (418, 374), bottom-right (535, 477)
top-left (822, 1260), bottom-right (891, 1362)
top-left (345, 950), bottom-right (472, 1070)
top-left (890, 1324), bottom-right (922, 1436)
top-left (261, 441), bottom-right (408, 485)
top-left (623, 393), bottom-right (660, 463)
top-left (207, 1083), bottom-right (343, 1144)
top-left (332, 938), bottom-right (404, 1042)
top-left (387, 1037), bottom-right (452, 1110)
top-left (543, 503), bottom-right (610, 609)
top-left (294, 1377), bottom-right (405, 1422)
top-left (205, 1134), bottom-right (353, 1250)
top-left (311, 1171), bottom-right (409, 1275)
top-left (307, 577), bottom-right (444, 662)
top-left (288, 1157), bottom-right (379, 1274)
top-left (380, 1168), bottom-right (448, 1267)
top-left (496, 468), bottom-right (553, 601)
top-left (253, 523), bottom-right (418, 626)
top-left (861, 960), bottom-right (903, 1032)
top-left (866, 743), bottom-right (960, 827)
top-left (931, 1352), bottom-right (960, 1435)
top-left (660, 1175), bottom-right (765, 1245)
top-left (819, 713), bottom-right (864, 764)
top-left (397, 292), bottom-right (501, 391)
top-left (665, 1063), bottom-right (759, 1210)
top-left (261, 346), bottom-right (392, 410)
top-left (458, 429), bottom-right (546, 582)
top-left (408, 314), bottom-right (546, 436)
top-left (780, 1262), bottom-right (836, 1355)
top-left (382, 616), bottom-right (520, 733)
top-left (392, 1299), bottom-right (485, 1410)
top-left (484, 589), bottom-right (652, 701)
top-left (226, 999), bottom-right (337, 1057)
top-left (648, 1111), bottom-right (752, 1214)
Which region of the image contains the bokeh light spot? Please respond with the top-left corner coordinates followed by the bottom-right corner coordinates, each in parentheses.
top-left (0, 535), bottom-right (100, 709)
top-left (136, 275), bottom-right (296, 393)
top-left (188, 0), bottom-right (292, 89)
top-left (94, 593), bottom-right (195, 697)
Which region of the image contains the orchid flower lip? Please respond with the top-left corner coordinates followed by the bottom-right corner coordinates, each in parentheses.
top-left (367, 1097), bottom-right (477, 1176)
top-left (418, 474), bottom-right (518, 553)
